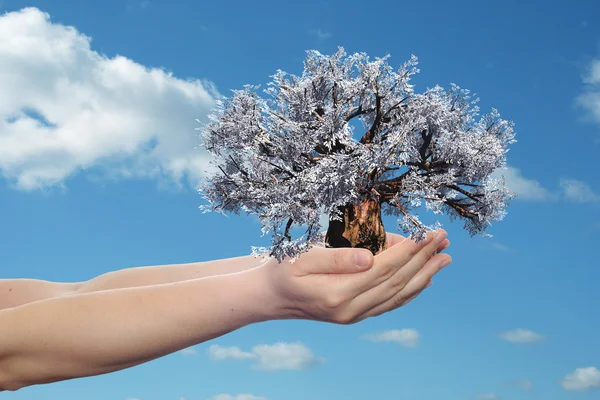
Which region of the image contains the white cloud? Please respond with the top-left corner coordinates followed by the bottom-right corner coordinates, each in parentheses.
top-left (559, 178), bottom-right (599, 203)
top-left (179, 346), bottom-right (198, 356)
top-left (560, 366), bottom-right (600, 391)
top-left (363, 329), bottom-right (420, 348)
top-left (208, 395), bottom-right (269, 400)
top-left (251, 342), bottom-right (325, 371)
top-left (475, 393), bottom-right (499, 400)
top-left (208, 345), bottom-right (256, 360)
top-left (0, 7), bottom-right (220, 190)
top-left (309, 28), bottom-right (332, 39)
top-left (491, 167), bottom-right (553, 201)
top-left (497, 329), bottom-right (544, 344)
top-left (208, 342), bottom-right (324, 371)
top-left (586, 60), bottom-right (600, 84)
top-left (577, 59), bottom-right (600, 124)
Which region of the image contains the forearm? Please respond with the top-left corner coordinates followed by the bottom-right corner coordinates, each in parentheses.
top-left (0, 267), bottom-right (278, 391)
top-left (75, 255), bottom-right (265, 294)
top-left (0, 255), bottom-right (265, 311)
top-left (0, 280), bottom-right (79, 311)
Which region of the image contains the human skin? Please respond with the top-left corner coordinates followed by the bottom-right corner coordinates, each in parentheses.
top-left (0, 231), bottom-right (450, 391)
top-left (0, 233), bottom-right (449, 310)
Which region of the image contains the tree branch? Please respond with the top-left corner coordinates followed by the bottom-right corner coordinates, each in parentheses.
top-left (344, 105), bottom-right (369, 122)
top-left (359, 94), bottom-right (382, 145)
top-left (269, 218), bottom-right (295, 257)
top-left (255, 156), bottom-right (297, 178)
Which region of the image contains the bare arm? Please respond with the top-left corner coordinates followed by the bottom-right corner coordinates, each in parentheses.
top-left (0, 255), bottom-right (265, 311)
top-left (0, 266), bottom-right (278, 391)
top-left (0, 231), bottom-right (450, 391)
top-left (73, 255), bottom-right (265, 294)
top-left (0, 234), bottom-right (446, 310)
top-left (0, 280), bottom-right (79, 310)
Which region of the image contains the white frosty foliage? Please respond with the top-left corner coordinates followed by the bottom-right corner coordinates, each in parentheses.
top-left (197, 47), bottom-right (516, 262)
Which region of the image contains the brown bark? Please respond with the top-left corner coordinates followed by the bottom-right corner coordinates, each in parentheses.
top-left (324, 198), bottom-right (387, 255)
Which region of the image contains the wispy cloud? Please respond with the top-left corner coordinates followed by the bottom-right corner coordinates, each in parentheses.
top-left (560, 366), bottom-right (600, 391)
top-left (490, 242), bottom-right (512, 252)
top-left (208, 342), bottom-right (325, 371)
top-left (208, 345), bottom-right (256, 360)
top-left (491, 167), bottom-right (553, 201)
top-left (251, 342), bottom-right (325, 370)
top-left (576, 59), bottom-right (600, 125)
top-left (208, 395), bottom-right (269, 400)
top-left (0, 7), bottom-right (220, 191)
top-left (493, 167), bottom-right (599, 206)
top-left (497, 329), bottom-right (545, 344)
top-left (363, 329), bottom-right (420, 348)
top-left (559, 178), bottom-right (600, 203)
top-left (309, 28), bottom-right (332, 39)
top-left (475, 393), bottom-right (499, 400)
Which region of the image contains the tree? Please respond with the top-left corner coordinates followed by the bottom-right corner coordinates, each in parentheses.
top-left (197, 47), bottom-right (516, 263)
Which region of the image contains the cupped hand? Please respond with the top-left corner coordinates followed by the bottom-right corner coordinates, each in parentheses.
top-left (261, 229), bottom-right (451, 325)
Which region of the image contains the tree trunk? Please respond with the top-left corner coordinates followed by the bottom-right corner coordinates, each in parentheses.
top-left (324, 198), bottom-right (387, 255)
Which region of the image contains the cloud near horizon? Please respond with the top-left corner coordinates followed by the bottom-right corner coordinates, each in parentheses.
top-left (208, 395), bottom-right (269, 400)
top-left (208, 342), bottom-right (325, 371)
top-left (497, 328), bottom-right (545, 344)
top-left (363, 329), bottom-right (420, 348)
top-left (475, 393), bottom-right (499, 400)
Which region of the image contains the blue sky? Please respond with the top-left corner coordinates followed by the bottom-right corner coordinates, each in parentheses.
top-left (1, 0), bottom-right (600, 399)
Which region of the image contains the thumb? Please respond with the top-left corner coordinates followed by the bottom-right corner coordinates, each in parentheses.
top-left (299, 246), bottom-right (373, 274)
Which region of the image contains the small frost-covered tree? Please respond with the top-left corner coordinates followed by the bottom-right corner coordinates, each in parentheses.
top-left (197, 47), bottom-right (516, 263)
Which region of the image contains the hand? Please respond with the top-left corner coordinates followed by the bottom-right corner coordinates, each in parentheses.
top-left (260, 229), bottom-right (451, 325)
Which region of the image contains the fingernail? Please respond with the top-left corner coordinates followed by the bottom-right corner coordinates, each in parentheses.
top-left (355, 250), bottom-right (372, 268)
top-left (439, 258), bottom-right (452, 268)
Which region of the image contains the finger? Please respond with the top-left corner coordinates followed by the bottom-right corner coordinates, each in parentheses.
top-left (353, 254), bottom-right (446, 322)
top-left (354, 279), bottom-right (432, 323)
top-left (399, 254), bottom-right (451, 299)
top-left (391, 230), bottom-right (447, 284)
top-left (367, 252), bottom-right (445, 311)
top-left (336, 231), bottom-right (444, 303)
top-left (387, 232), bottom-right (449, 253)
top-left (373, 230), bottom-right (446, 287)
top-left (295, 245), bottom-right (373, 276)
top-left (368, 230), bottom-right (438, 280)
top-left (439, 239), bottom-right (450, 252)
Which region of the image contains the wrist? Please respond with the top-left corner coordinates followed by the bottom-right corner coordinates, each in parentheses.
top-left (223, 264), bottom-right (285, 324)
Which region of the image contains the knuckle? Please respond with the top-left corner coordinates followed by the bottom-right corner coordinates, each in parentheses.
top-left (393, 293), bottom-right (406, 308)
top-left (323, 292), bottom-right (345, 309)
top-left (333, 309), bottom-right (356, 325)
top-left (378, 263), bottom-right (395, 280)
top-left (390, 273), bottom-right (409, 289)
